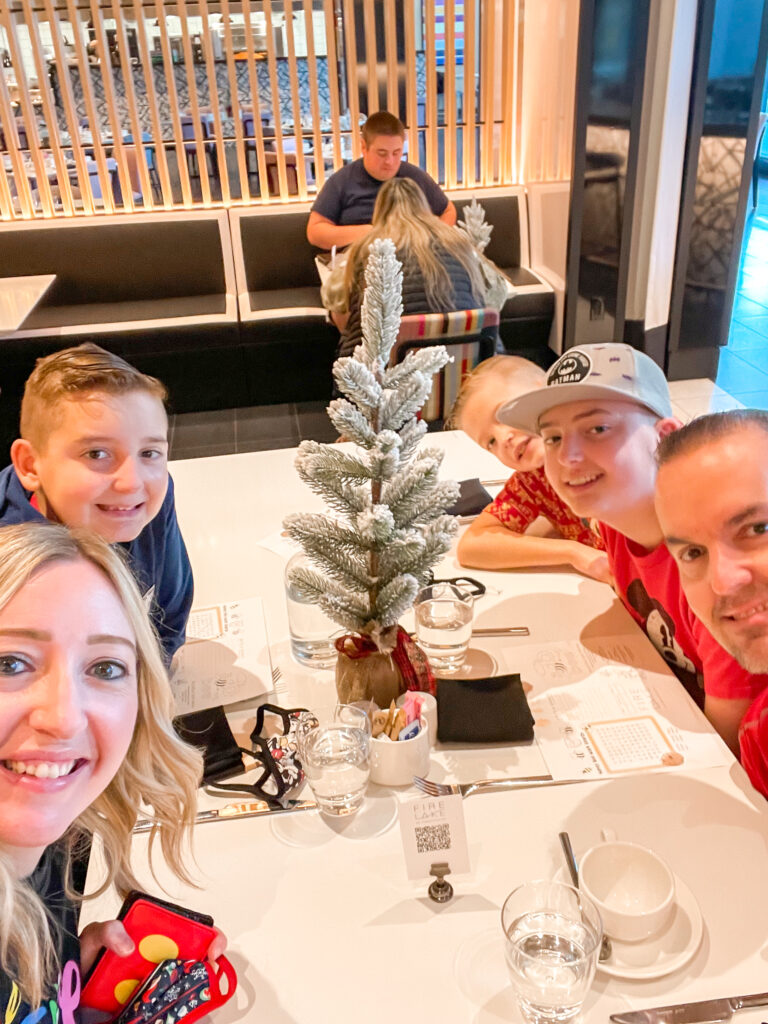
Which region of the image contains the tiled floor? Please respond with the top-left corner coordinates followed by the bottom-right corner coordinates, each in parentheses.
top-left (169, 400), bottom-right (338, 460)
top-left (717, 174), bottom-right (768, 406)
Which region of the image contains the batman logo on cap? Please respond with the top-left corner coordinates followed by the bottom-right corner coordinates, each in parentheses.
top-left (548, 350), bottom-right (591, 386)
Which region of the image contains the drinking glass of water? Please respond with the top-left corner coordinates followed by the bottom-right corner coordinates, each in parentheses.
top-left (297, 705), bottom-right (371, 817)
top-left (501, 880), bottom-right (602, 1024)
top-left (285, 552), bottom-right (339, 669)
top-left (414, 582), bottom-right (474, 673)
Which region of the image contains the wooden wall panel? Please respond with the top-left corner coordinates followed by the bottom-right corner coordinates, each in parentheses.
top-left (0, 0), bottom-right (578, 219)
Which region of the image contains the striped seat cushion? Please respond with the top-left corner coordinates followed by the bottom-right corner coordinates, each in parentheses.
top-left (396, 307), bottom-right (500, 342)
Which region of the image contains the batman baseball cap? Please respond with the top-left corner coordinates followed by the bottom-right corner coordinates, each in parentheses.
top-left (497, 343), bottom-right (673, 434)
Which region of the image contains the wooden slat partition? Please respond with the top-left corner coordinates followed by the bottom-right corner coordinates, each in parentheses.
top-left (302, 0), bottom-right (326, 189)
top-left (0, 0), bottom-right (579, 220)
top-left (402, 0), bottom-right (418, 164)
top-left (341, 0), bottom-right (361, 161)
top-left (321, 0), bottom-right (343, 170)
top-left (283, 0), bottom-right (309, 199)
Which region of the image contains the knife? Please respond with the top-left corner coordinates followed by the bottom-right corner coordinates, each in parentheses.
top-left (610, 992), bottom-right (768, 1024)
top-left (133, 798), bottom-right (317, 833)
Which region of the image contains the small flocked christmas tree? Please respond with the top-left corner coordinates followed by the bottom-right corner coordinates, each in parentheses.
top-left (283, 238), bottom-right (459, 703)
top-left (457, 196), bottom-right (493, 253)
top-left (457, 197), bottom-right (511, 312)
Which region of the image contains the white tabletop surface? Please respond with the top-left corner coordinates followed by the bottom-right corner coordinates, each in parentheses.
top-left (0, 274), bottom-right (55, 334)
top-left (84, 432), bottom-right (768, 1023)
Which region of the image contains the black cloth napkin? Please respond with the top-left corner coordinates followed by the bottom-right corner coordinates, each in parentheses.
top-left (174, 706), bottom-right (244, 785)
top-left (446, 478), bottom-right (493, 517)
top-left (436, 673), bottom-right (535, 744)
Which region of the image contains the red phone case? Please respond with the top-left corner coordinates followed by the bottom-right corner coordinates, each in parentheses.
top-left (80, 893), bottom-right (218, 1017)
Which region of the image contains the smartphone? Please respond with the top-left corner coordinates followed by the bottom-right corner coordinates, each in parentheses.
top-left (80, 890), bottom-right (218, 1017)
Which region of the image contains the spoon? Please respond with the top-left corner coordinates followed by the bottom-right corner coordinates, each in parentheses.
top-left (558, 831), bottom-right (612, 962)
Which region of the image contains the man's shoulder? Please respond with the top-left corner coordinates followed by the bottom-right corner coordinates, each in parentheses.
top-left (398, 161), bottom-right (432, 182)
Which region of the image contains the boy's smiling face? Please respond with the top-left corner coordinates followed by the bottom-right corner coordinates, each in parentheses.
top-left (460, 379), bottom-right (544, 473)
top-left (13, 390), bottom-right (169, 544)
top-left (539, 398), bottom-right (671, 525)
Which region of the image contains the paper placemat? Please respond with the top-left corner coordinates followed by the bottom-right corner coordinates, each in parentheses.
top-left (172, 597), bottom-right (273, 714)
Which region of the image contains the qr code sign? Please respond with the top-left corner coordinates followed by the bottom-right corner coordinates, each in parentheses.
top-left (415, 823), bottom-right (451, 854)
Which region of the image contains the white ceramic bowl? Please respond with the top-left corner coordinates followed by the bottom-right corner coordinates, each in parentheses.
top-left (369, 718), bottom-right (430, 786)
top-left (579, 840), bottom-right (675, 943)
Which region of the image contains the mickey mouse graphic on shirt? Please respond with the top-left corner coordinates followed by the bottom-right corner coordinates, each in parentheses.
top-left (625, 578), bottom-right (701, 698)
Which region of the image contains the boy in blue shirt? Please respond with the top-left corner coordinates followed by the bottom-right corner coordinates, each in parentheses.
top-left (1, 343), bottom-right (192, 662)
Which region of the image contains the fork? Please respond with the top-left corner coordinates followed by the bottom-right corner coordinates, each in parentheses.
top-left (413, 774), bottom-right (577, 798)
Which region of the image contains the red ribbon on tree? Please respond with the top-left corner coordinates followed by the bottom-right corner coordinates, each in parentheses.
top-left (335, 628), bottom-right (435, 695)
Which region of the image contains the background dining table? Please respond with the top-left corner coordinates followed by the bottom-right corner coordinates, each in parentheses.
top-left (83, 431), bottom-right (768, 1024)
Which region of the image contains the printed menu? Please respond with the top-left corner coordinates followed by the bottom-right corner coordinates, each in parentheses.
top-left (171, 597), bottom-right (273, 714)
top-left (505, 634), bottom-right (730, 781)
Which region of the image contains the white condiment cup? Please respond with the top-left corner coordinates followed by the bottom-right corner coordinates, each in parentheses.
top-left (579, 834), bottom-right (675, 943)
top-left (369, 718), bottom-right (430, 786)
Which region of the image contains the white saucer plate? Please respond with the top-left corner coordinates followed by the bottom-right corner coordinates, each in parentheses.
top-left (553, 868), bottom-right (703, 981)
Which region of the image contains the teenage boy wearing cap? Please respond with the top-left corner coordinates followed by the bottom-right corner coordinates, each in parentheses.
top-left (498, 343), bottom-right (768, 756)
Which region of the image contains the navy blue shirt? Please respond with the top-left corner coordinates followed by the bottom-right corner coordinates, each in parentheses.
top-left (0, 845), bottom-right (81, 1024)
top-left (311, 158), bottom-right (449, 227)
top-left (0, 464), bottom-right (193, 663)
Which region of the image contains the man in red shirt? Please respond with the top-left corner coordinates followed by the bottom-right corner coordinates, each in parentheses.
top-left (498, 343), bottom-right (768, 756)
top-left (655, 410), bottom-right (768, 796)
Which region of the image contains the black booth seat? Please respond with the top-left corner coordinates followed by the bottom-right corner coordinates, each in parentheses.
top-left (0, 211), bottom-right (237, 339)
top-left (22, 294), bottom-right (227, 332)
top-left (0, 211), bottom-right (242, 426)
top-left (247, 286), bottom-right (325, 316)
top-left (452, 190), bottom-right (555, 350)
top-left (230, 206), bottom-right (336, 404)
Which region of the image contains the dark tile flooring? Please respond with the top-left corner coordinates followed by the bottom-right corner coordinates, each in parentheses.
top-left (169, 400), bottom-right (338, 461)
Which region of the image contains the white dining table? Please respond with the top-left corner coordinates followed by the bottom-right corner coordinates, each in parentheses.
top-left (83, 431), bottom-right (768, 1024)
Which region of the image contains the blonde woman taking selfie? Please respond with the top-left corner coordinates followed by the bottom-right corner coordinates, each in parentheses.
top-left (0, 523), bottom-right (219, 1022)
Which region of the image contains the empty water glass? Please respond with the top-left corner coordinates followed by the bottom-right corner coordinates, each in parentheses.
top-left (501, 880), bottom-right (602, 1024)
top-left (297, 705), bottom-right (371, 817)
top-left (414, 582), bottom-right (474, 673)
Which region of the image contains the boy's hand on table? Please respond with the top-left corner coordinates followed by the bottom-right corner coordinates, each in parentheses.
top-left (572, 546), bottom-right (613, 586)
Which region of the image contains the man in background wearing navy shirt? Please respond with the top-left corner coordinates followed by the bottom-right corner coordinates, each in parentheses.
top-left (307, 110), bottom-right (456, 251)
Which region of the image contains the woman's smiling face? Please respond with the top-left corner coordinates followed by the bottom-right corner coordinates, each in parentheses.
top-left (0, 557), bottom-right (138, 875)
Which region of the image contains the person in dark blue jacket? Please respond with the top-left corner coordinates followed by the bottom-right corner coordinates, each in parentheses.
top-left (1, 343), bottom-right (192, 663)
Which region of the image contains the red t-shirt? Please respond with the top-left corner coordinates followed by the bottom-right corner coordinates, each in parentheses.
top-left (600, 523), bottom-right (768, 703)
top-left (740, 694), bottom-right (768, 799)
top-left (486, 467), bottom-right (604, 550)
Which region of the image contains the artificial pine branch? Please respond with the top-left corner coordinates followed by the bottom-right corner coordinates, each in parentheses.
top-left (457, 196), bottom-right (492, 253)
top-left (284, 238), bottom-right (458, 652)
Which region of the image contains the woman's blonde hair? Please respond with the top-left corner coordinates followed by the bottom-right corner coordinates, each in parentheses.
top-left (0, 522), bottom-right (202, 1007)
top-left (344, 177), bottom-right (487, 309)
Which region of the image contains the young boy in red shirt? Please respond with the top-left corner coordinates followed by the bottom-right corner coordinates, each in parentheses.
top-left (498, 343), bottom-right (768, 756)
top-left (450, 355), bottom-right (608, 582)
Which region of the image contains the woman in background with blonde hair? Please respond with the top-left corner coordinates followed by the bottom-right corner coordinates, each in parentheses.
top-left (331, 176), bottom-right (493, 356)
top-left (0, 522), bottom-right (215, 1022)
